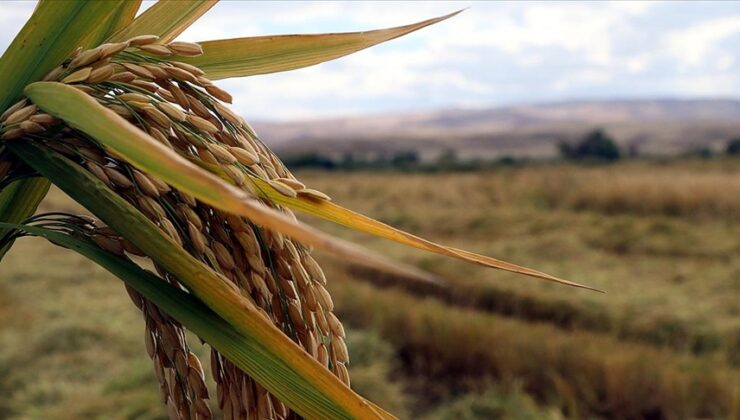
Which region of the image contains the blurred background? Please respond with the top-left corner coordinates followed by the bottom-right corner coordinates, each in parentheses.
top-left (1, 1), bottom-right (739, 419)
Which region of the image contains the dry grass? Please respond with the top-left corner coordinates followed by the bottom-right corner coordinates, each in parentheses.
top-left (0, 236), bottom-right (169, 418)
top-left (0, 235), bottom-right (394, 419)
top-left (329, 276), bottom-right (740, 419)
top-left (346, 264), bottom-right (739, 359)
top-left (299, 160), bottom-right (740, 358)
top-left (2, 159), bottom-right (738, 418)
top-left (297, 160), bottom-right (740, 417)
top-left (530, 164), bottom-right (740, 218)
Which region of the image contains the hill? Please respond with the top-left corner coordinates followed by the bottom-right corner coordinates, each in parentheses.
top-left (253, 99), bottom-right (740, 159)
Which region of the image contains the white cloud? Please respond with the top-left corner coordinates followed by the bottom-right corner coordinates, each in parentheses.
top-left (667, 74), bottom-right (739, 96)
top-left (664, 16), bottom-right (740, 67)
top-left (717, 54), bottom-right (735, 71)
top-left (606, 1), bottom-right (656, 16)
top-left (420, 2), bottom-right (638, 67)
top-left (553, 69), bottom-right (612, 92)
top-left (1, 1), bottom-right (740, 120)
top-left (626, 54), bottom-right (651, 74)
top-left (0, 2), bottom-right (35, 48)
top-left (0, 2), bottom-right (34, 24)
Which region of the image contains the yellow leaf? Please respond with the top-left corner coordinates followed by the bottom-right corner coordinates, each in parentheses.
top-left (0, 0), bottom-right (143, 261)
top-left (180, 10), bottom-right (462, 79)
top-left (24, 81), bottom-right (439, 285)
top-left (108, 0), bottom-right (217, 43)
top-left (7, 143), bottom-right (395, 420)
top-left (102, 1), bottom-right (143, 39)
top-left (250, 176), bottom-right (603, 292)
top-left (0, 0), bottom-right (129, 110)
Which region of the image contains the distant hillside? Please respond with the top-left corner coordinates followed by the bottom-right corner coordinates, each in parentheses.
top-left (252, 99), bottom-right (740, 159)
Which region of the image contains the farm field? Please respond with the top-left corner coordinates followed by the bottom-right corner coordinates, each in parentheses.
top-left (1, 159), bottom-right (739, 419)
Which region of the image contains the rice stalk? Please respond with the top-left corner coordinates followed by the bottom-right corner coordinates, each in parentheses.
top-left (0, 36), bottom-right (346, 419)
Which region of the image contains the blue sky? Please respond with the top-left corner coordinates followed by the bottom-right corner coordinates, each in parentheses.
top-left (2, 1), bottom-right (740, 121)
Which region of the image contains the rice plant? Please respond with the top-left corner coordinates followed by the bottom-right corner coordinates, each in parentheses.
top-left (0, 2), bottom-right (595, 419)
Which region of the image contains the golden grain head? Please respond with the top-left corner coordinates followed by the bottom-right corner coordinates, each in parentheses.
top-left (275, 177), bottom-right (305, 191)
top-left (131, 79), bottom-right (159, 93)
top-left (335, 362), bottom-right (350, 386)
top-left (205, 84), bottom-right (233, 104)
top-left (141, 63), bottom-right (170, 80)
top-left (121, 62), bottom-right (155, 79)
top-left (268, 179), bottom-right (298, 198)
top-left (87, 64), bottom-right (115, 84)
top-left (99, 41), bottom-right (129, 58)
top-left (42, 65), bottom-right (64, 81)
top-left (206, 143), bottom-right (237, 164)
top-left (18, 120), bottom-right (45, 134)
top-left (10, 37), bottom-right (352, 418)
top-left (133, 170), bottom-right (161, 197)
top-left (158, 102), bottom-right (186, 122)
top-left (143, 106), bottom-right (172, 129)
top-left (297, 188), bottom-right (332, 202)
top-left (227, 146), bottom-right (259, 166)
top-left (213, 241), bottom-right (237, 271)
top-left (167, 41), bottom-right (204, 57)
top-left (317, 344), bottom-right (329, 367)
top-left (5, 104), bottom-right (38, 125)
top-left (187, 114), bottom-right (219, 134)
top-left (127, 34), bottom-right (159, 46)
top-left (68, 47), bottom-right (101, 69)
top-left (29, 113), bottom-right (56, 125)
top-left (163, 65), bottom-right (197, 82)
top-left (0, 99), bottom-right (28, 121)
top-left (91, 233), bottom-right (125, 255)
top-left (109, 71), bottom-right (137, 83)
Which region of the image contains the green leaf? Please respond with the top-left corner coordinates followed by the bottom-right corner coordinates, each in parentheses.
top-left (0, 1), bottom-right (142, 262)
top-left (179, 10), bottom-right (462, 80)
top-left (24, 81), bottom-right (438, 284)
top-left (248, 177), bottom-right (601, 292)
top-left (108, 0), bottom-right (217, 43)
top-left (6, 141), bottom-right (394, 420)
top-left (1, 222), bottom-right (393, 419)
top-left (0, 1), bottom-right (130, 110)
top-left (103, 1), bottom-right (143, 39)
top-left (0, 178), bottom-right (50, 260)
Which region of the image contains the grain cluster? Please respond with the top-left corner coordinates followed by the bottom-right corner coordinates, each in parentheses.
top-left (0, 35), bottom-right (346, 420)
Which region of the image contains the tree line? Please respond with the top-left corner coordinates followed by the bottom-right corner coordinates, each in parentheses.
top-left (280, 130), bottom-right (740, 172)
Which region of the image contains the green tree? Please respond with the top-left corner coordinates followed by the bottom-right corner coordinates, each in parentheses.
top-left (726, 138), bottom-right (740, 156)
top-left (560, 129), bottom-right (620, 161)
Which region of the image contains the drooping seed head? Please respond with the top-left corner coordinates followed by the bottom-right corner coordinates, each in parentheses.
top-left (127, 35), bottom-right (159, 46)
top-left (268, 179), bottom-right (298, 197)
top-left (68, 47), bottom-right (102, 69)
top-left (167, 41), bottom-right (204, 57)
top-left (5, 104), bottom-right (37, 125)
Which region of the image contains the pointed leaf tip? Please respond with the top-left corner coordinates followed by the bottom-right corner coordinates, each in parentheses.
top-left (108, 0), bottom-right (217, 43)
top-left (21, 82), bottom-right (439, 287)
top-left (0, 222), bottom-right (390, 419)
top-left (180, 10), bottom-right (464, 80)
top-left (250, 176), bottom-right (603, 293)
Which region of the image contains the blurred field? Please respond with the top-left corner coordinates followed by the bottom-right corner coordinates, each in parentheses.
top-left (1, 159), bottom-right (739, 419)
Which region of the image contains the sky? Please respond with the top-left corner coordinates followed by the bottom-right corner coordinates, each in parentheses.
top-left (2, 1), bottom-right (740, 121)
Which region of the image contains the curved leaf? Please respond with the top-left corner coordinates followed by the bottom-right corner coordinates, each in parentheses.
top-left (0, 1), bottom-right (128, 110)
top-left (3, 223), bottom-right (394, 419)
top-left (180, 10), bottom-right (462, 80)
top-left (249, 177), bottom-right (602, 292)
top-left (6, 142), bottom-right (394, 420)
top-left (0, 0), bottom-right (141, 262)
top-left (103, 1), bottom-right (143, 38)
top-left (0, 178), bottom-right (50, 260)
top-left (108, 0), bottom-right (217, 43)
top-left (23, 81), bottom-right (438, 284)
